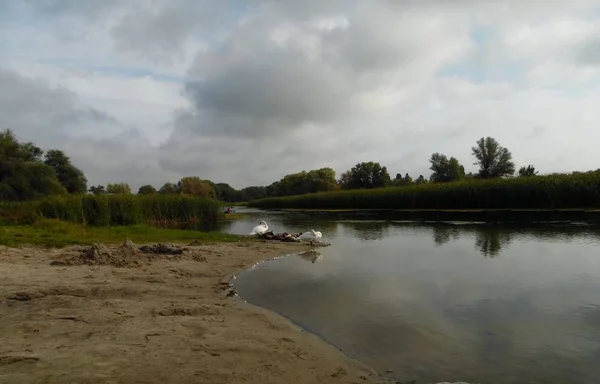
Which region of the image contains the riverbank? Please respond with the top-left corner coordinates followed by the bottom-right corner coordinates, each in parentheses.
top-left (0, 240), bottom-right (392, 384)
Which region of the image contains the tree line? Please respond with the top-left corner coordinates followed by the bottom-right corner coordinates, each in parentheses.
top-left (0, 128), bottom-right (570, 203)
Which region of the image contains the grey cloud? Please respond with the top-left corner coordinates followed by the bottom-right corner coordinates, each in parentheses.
top-left (575, 36), bottom-right (600, 66)
top-left (171, 1), bottom-right (463, 142)
top-left (0, 69), bottom-right (111, 143)
top-left (0, 67), bottom-right (178, 190)
top-left (20, 0), bottom-right (122, 20)
top-left (110, 1), bottom-right (241, 64)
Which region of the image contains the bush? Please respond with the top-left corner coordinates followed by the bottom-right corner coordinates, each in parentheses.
top-left (247, 173), bottom-right (600, 210)
top-left (1, 194), bottom-right (224, 227)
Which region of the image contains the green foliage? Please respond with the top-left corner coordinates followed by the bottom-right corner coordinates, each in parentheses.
top-left (263, 168), bottom-right (338, 197)
top-left (106, 182), bottom-right (132, 194)
top-left (392, 173), bottom-right (414, 187)
top-left (88, 185), bottom-right (107, 195)
top-left (519, 165), bottom-right (539, 177)
top-left (137, 184), bottom-right (157, 194)
top-left (429, 153), bottom-right (465, 182)
top-left (0, 219), bottom-right (242, 247)
top-left (414, 175), bottom-right (427, 185)
top-left (44, 149), bottom-right (88, 194)
top-left (339, 162), bottom-right (391, 189)
top-left (178, 176), bottom-right (216, 198)
top-left (248, 172), bottom-right (600, 210)
top-left (0, 129), bottom-right (68, 201)
top-left (159, 182), bottom-right (180, 194)
top-left (472, 137), bottom-right (515, 178)
top-left (1, 194), bottom-right (223, 228)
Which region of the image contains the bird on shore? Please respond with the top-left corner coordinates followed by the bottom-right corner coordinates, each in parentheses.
top-left (297, 229), bottom-right (323, 242)
top-left (249, 220), bottom-right (269, 236)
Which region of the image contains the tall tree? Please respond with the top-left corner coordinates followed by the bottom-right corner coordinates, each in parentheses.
top-left (178, 176), bottom-right (216, 198)
top-left (106, 182), bottom-right (132, 194)
top-left (137, 184), bottom-right (157, 194)
top-left (429, 153), bottom-right (465, 182)
top-left (44, 149), bottom-right (88, 194)
top-left (339, 162), bottom-right (391, 189)
top-left (240, 186), bottom-right (267, 201)
top-left (89, 185), bottom-right (107, 195)
top-left (471, 137), bottom-right (515, 178)
top-left (0, 129), bottom-right (66, 201)
top-left (158, 182), bottom-right (180, 194)
top-left (518, 165), bottom-right (538, 177)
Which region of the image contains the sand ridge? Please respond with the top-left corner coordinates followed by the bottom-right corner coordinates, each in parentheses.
top-left (0, 240), bottom-right (394, 384)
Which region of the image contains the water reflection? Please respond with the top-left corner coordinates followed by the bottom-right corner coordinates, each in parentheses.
top-left (432, 225), bottom-right (461, 246)
top-left (232, 211), bottom-right (600, 384)
top-left (298, 250), bottom-right (323, 263)
top-left (338, 220), bottom-right (389, 242)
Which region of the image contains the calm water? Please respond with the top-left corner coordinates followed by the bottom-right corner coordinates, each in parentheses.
top-left (223, 209), bottom-right (600, 384)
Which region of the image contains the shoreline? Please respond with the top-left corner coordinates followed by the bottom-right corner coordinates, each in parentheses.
top-left (255, 208), bottom-right (600, 226)
top-left (0, 240), bottom-right (393, 384)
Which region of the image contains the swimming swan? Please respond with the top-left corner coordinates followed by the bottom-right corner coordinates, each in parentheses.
top-left (249, 220), bottom-right (268, 236)
top-left (297, 229), bottom-right (322, 242)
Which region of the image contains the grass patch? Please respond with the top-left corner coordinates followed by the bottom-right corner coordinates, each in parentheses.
top-left (0, 219), bottom-right (244, 248)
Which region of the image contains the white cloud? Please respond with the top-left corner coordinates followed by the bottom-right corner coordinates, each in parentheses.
top-left (1, 0), bottom-right (600, 190)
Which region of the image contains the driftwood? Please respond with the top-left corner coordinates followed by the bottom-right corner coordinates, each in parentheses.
top-left (254, 231), bottom-right (330, 247)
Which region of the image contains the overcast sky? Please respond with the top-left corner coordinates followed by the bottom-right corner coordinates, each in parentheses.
top-left (1, 0), bottom-right (600, 190)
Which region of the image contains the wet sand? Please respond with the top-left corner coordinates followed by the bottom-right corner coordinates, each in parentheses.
top-left (0, 240), bottom-right (392, 384)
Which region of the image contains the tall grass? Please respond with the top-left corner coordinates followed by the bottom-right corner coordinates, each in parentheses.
top-left (0, 194), bottom-right (224, 227)
top-left (248, 173), bottom-right (600, 210)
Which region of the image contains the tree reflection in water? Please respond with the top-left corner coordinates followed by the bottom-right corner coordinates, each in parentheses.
top-left (432, 224), bottom-right (513, 258)
top-left (432, 225), bottom-right (461, 246)
top-left (339, 220), bottom-right (389, 242)
top-left (474, 227), bottom-right (513, 258)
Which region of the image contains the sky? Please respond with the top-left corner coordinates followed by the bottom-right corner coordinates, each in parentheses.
top-left (2, 0), bottom-right (600, 190)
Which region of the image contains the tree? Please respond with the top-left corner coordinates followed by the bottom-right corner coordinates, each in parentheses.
top-left (414, 175), bottom-right (427, 185)
top-left (240, 186), bottom-right (267, 201)
top-left (429, 153), bottom-right (465, 182)
top-left (44, 149), bottom-right (88, 194)
top-left (106, 182), bottom-right (132, 194)
top-left (158, 182), bottom-right (180, 194)
top-left (263, 168), bottom-right (338, 197)
top-left (339, 162), bottom-right (391, 189)
top-left (213, 183), bottom-right (240, 202)
top-left (392, 172), bottom-right (414, 187)
top-left (89, 185), bottom-right (107, 195)
top-left (518, 165), bottom-right (538, 177)
top-left (0, 129), bottom-right (67, 201)
top-left (137, 184), bottom-right (157, 194)
top-left (472, 137), bottom-right (515, 178)
top-left (178, 177), bottom-right (216, 198)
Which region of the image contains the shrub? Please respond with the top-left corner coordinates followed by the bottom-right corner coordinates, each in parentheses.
top-left (1, 194), bottom-right (224, 228)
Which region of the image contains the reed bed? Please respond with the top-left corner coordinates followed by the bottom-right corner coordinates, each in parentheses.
top-left (247, 173), bottom-right (600, 210)
top-left (0, 194), bottom-right (223, 227)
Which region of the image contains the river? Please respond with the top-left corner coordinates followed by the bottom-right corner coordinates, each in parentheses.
top-left (220, 208), bottom-right (600, 384)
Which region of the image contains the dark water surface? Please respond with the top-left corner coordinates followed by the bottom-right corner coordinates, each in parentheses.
top-left (223, 209), bottom-right (600, 384)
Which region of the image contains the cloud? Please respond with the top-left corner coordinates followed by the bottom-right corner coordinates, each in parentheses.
top-left (2, 0), bottom-right (600, 190)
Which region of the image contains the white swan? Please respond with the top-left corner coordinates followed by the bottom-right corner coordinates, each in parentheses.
top-left (297, 229), bottom-right (322, 242)
top-left (249, 220), bottom-right (268, 236)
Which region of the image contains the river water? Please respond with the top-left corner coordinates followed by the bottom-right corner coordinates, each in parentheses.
top-left (221, 208), bottom-right (600, 384)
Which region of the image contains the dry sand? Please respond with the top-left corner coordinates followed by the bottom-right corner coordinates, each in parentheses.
top-left (0, 240), bottom-right (394, 384)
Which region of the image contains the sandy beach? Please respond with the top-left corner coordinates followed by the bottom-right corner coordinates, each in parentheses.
top-left (0, 240), bottom-right (392, 384)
